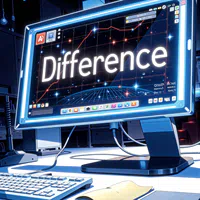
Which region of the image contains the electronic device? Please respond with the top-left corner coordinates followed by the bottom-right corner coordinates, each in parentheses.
top-left (195, 51), bottom-right (200, 100)
top-left (15, 0), bottom-right (196, 176)
top-left (0, 172), bottom-right (92, 200)
top-left (15, 0), bottom-right (195, 129)
top-left (23, 128), bottom-right (62, 156)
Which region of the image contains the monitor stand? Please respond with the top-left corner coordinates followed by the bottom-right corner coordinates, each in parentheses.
top-left (81, 118), bottom-right (193, 176)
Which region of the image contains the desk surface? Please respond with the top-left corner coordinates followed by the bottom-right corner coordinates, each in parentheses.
top-left (1, 146), bottom-right (200, 199)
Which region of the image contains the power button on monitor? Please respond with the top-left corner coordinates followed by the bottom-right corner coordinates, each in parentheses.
top-left (187, 39), bottom-right (192, 50)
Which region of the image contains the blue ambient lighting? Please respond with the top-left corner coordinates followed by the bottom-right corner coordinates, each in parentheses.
top-left (168, 34), bottom-right (173, 40)
top-left (61, 49), bottom-right (66, 55)
top-left (93, 27), bottom-right (97, 32)
top-left (16, 0), bottom-right (194, 130)
top-left (134, 84), bottom-right (139, 89)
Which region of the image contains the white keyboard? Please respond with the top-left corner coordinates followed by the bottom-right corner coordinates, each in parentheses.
top-left (0, 172), bottom-right (92, 200)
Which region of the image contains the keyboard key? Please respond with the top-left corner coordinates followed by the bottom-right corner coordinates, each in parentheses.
top-left (27, 191), bottom-right (34, 194)
top-left (21, 190), bottom-right (29, 194)
top-left (69, 177), bottom-right (76, 181)
top-left (33, 191), bottom-right (41, 195)
top-left (0, 187), bottom-right (9, 191)
top-left (57, 188), bottom-right (66, 191)
top-left (76, 178), bottom-right (84, 182)
top-left (45, 192), bottom-right (55, 197)
top-left (43, 183), bottom-right (50, 187)
top-left (45, 176), bottom-right (53, 180)
top-left (69, 182), bottom-right (76, 186)
top-left (35, 185), bottom-right (45, 189)
top-left (0, 173), bottom-right (92, 200)
top-left (38, 192), bottom-right (46, 196)
top-left (27, 188), bottom-right (39, 191)
top-left (51, 184), bottom-right (59, 188)
top-left (8, 189), bottom-right (15, 192)
top-left (58, 177), bottom-right (67, 181)
top-left (51, 177), bottom-right (58, 180)
top-left (15, 189), bottom-right (23, 193)
top-left (43, 189), bottom-right (52, 193)
top-left (50, 181), bottom-right (57, 184)
top-left (58, 185), bottom-right (65, 188)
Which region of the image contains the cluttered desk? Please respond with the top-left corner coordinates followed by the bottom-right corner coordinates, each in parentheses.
top-left (0, 0), bottom-right (199, 199)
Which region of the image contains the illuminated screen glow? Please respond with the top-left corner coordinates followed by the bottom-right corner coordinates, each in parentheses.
top-left (15, 0), bottom-right (195, 129)
top-left (29, 2), bottom-right (180, 117)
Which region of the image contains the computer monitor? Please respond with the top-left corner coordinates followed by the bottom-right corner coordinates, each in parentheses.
top-left (15, 0), bottom-right (196, 175)
top-left (15, 0), bottom-right (195, 130)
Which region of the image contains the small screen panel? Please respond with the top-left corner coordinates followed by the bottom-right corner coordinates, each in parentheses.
top-left (15, 0), bottom-right (195, 129)
top-left (29, 2), bottom-right (179, 117)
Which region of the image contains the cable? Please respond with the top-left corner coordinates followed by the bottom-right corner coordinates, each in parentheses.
top-left (119, 123), bottom-right (146, 146)
top-left (181, 152), bottom-right (200, 155)
top-left (112, 129), bottom-right (148, 157)
top-left (113, 129), bottom-right (200, 157)
top-left (24, 122), bottom-right (199, 173)
top-left (69, 126), bottom-right (199, 162)
top-left (119, 122), bottom-right (200, 149)
top-left (180, 141), bottom-right (200, 148)
top-left (70, 153), bottom-right (127, 160)
top-left (27, 126), bottom-right (76, 175)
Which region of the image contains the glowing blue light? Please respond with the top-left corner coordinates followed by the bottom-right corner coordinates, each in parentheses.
top-left (40, 50), bottom-right (43, 54)
top-left (131, 28), bottom-right (134, 31)
top-left (104, 82), bottom-right (108, 86)
top-left (81, 98), bottom-right (84, 101)
top-left (55, 92), bottom-right (59, 97)
top-left (93, 27), bottom-right (97, 32)
top-left (134, 84), bottom-right (139, 89)
top-left (61, 49), bottom-right (66, 54)
top-left (97, 79), bottom-right (100, 83)
top-left (168, 34), bottom-right (173, 40)
top-left (56, 44), bottom-right (60, 48)
top-left (98, 95), bottom-right (101, 99)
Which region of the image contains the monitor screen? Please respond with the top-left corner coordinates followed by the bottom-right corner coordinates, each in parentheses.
top-left (15, 0), bottom-right (195, 129)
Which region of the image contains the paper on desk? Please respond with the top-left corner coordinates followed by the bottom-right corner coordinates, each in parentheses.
top-left (76, 180), bottom-right (153, 200)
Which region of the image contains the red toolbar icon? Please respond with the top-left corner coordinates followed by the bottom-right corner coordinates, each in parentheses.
top-left (36, 32), bottom-right (46, 45)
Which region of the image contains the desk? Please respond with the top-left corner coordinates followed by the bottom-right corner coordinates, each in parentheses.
top-left (0, 146), bottom-right (200, 199)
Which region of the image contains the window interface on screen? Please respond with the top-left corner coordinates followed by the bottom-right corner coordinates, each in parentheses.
top-left (29, 2), bottom-right (180, 117)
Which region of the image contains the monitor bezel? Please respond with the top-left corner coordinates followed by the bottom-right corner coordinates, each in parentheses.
top-left (195, 51), bottom-right (200, 100)
top-left (15, 0), bottom-right (196, 130)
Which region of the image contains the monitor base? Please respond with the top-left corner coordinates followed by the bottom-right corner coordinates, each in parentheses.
top-left (81, 156), bottom-right (193, 176)
top-left (0, 151), bottom-right (38, 167)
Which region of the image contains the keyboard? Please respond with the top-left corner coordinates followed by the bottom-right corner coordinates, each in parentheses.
top-left (0, 172), bottom-right (92, 200)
